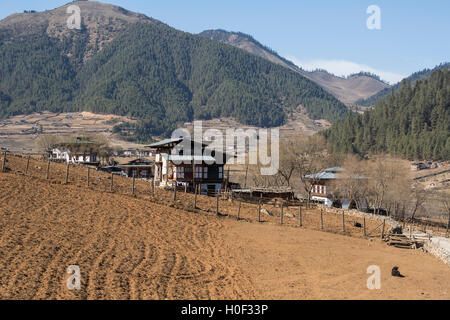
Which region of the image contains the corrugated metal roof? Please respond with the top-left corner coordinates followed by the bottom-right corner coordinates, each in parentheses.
top-left (304, 171), bottom-right (367, 180)
top-left (231, 189), bottom-right (252, 193)
top-left (168, 155), bottom-right (217, 162)
top-left (304, 167), bottom-right (345, 179)
top-left (115, 158), bottom-right (153, 165)
top-left (147, 138), bottom-right (183, 148)
top-left (324, 167), bottom-right (345, 172)
top-left (147, 137), bottom-right (210, 149)
top-left (117, 165), bottom-right (153, 168)
top-left (304, 172), bottom-right (340, 180)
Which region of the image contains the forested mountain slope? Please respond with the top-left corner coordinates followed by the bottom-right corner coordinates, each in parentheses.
top-left (356, 63), bottom-right (450, 107)
top-left (0, 1), bottom-right (347, 141)
top-left (323, 69), bottom-right (450, 160)
top-left (199, 29), bottom-right (390, 105)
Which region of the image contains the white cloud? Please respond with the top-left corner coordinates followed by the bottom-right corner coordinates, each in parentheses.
top-left (286, 57), bottom-right (406, 84)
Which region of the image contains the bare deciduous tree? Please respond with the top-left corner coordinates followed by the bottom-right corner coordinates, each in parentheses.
top-left (250, 136), bottom-right (335, 207)
top-left (368, 157), bottom-right (411, 219)
top-left (433, 191), bottom-right (450, 236)
top-left (35, 135), bottom-right (62, 156)
top-left (296, 136), bottom-right (339, 207)
top-left (410, 184), bottom-right (428, 220)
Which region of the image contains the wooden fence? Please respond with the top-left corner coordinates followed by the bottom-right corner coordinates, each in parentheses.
top-left (2, 152), bottom-right (447, 239)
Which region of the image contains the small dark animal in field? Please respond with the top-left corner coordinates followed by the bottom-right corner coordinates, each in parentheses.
top-left (392, 266), bottom-right (405, 278)
top-left (354, 222), bottom-right (362, 228)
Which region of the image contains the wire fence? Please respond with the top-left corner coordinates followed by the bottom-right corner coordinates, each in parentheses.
top-left (5, 152), bottom-right (446, 240)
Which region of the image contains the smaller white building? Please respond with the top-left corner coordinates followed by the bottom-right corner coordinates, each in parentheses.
top-left (50, 148), bottom-right (70, 162)
top-left (50, 147), bottom-right (98, 164)
top-left (49, 139), bottom-right (99, 165)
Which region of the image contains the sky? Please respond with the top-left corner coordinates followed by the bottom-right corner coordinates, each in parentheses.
top-left (1, 0), bottom-right (449, 84)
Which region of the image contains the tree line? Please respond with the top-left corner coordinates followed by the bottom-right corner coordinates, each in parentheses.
top-left (356, 62), bottom-right (450, 107)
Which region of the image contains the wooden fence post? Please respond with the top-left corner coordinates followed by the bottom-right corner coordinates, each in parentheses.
top-left (151, 178), bottom-right (155, 197)
top-left (110, 172), bottom-right (114, 192)
top-left (194, 183), bottom-right (198, 209)
top-left (216, 191), bottom-right (219, 216)
top-left (87, 168), bottom-right (90, 187)
top-left (152, 163), bottom-right (156, 193)
top-left (173, 183), bottom-right (177, 202)
top-left (25, 156), bottom-right (30, 175)
top-left (342, 211), bottom-right (345, 233)
top-left (244, 165), bottom-right (249, 188)
top-left (258, 201), bottom-right (261, 222)
top-left (192, 162), bottom-right (196, 199)
top-left (381, 219), bottom-right (386, 239)
top-left (237, 201), bottom-right (241, 220)
top-left (446, 216), bottom-right (449, 238)
top-left (363, 217), bottom-right (367, 237)
top-left (280, 203), bottom-right (284, 225)
top-left (1, 152), bottom-right (6, 172)
top-left (132, 176), bottom-right (136, 195)
top-left (45, 159), bottom-right (51, 180)
top-left (65, 163), bottom-right (69, 184)
top-left (299, 206), bottom-right (303, 227)
top-left (320, 209), bottom-right (324, 230)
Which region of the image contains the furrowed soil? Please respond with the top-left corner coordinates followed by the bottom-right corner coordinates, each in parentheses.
top-left (0, 173), bottom-right (255, 299)
top-left (0, 155), bottom-right (449, 300)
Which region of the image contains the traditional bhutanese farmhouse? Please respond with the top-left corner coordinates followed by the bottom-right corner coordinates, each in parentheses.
top-left (304, 167), bottom-right (367, 209)
top-left (148, 138), bottom-right (230, 194)
top-left (49, 137), bottom-right (99, 165)
top-left (116, 158), bottom-right (154, 179)
top-left (304, 167), bottom-right (344, 207)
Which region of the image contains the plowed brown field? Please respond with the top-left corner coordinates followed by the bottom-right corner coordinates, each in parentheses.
top-left (0, 155), bottom-right (449, 300)
top-left (0, 169), bottom-right (255, 299)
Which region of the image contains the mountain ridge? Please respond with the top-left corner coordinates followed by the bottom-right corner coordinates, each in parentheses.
top-left (199, 29), bottom-right (390, 105)
top-left (356, 62), bottom-right (450, 107)
top-left (0, 1), bottom-right (159, 63)
top-left (0, 1), bottom-right (347, 142)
